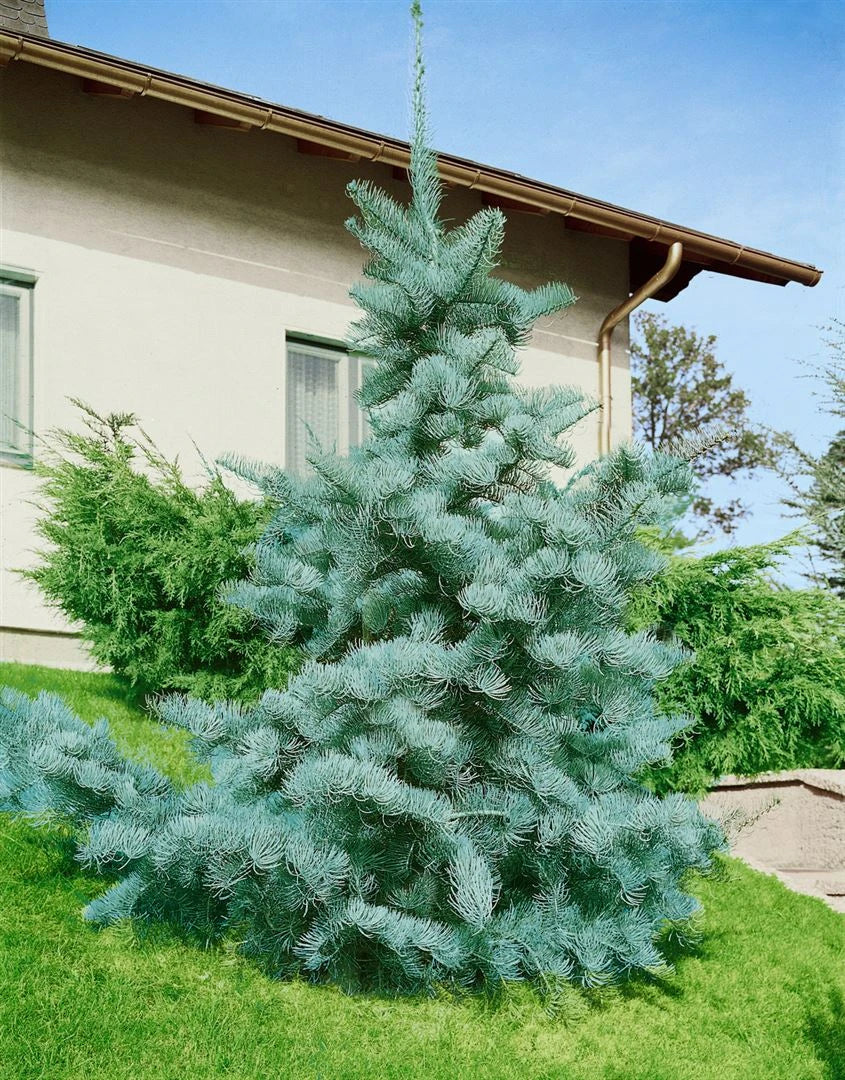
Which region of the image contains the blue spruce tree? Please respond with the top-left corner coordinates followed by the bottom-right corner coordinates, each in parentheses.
top-left (0, 4), bottom-right (722, 992)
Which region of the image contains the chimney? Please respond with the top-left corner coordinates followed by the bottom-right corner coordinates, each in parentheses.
top-left (0, 0), bottom-right (49, 38)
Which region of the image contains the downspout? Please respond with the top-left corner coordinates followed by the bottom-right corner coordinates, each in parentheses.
top-left (597, 240), bottom-right (683, 455)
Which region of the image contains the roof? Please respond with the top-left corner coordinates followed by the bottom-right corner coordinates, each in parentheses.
top-left (0, 30), bottom-right (822, 299)
top-left (0, 1), bottom-right (48, 40)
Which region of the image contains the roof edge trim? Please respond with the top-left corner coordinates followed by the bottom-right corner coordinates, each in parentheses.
top-left (0, 31), bottom-right (822, 289)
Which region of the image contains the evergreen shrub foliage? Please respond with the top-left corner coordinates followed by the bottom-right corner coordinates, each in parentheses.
top-left (1, 8), bottom-right (723, 992)
top-left (26, 404), bottom-right (299, 702)
top-left (630, 538), bottom-right (845, 795)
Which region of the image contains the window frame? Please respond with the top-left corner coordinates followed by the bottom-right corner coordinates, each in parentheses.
top-left (0, 267), bottom-right (36, 468)
top-left (285, 336), bottom-right (372, 476)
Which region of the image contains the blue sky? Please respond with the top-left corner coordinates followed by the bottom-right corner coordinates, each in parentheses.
top-left (46, 0), bottom-right (845, 560)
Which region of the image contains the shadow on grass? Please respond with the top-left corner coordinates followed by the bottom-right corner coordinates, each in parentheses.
top-left (2, 819), bottom-right (82, 880)
top-left (804, 985), bottom-right (845, 1080)
top-left (9, 842), bottom-right (719, 1025)
top-left (94, 906), bottom-right (710, 1028)
top-left (75, 675), bottom-right (158, 716)
top-left (2, 794), bottom-right (726, 1025)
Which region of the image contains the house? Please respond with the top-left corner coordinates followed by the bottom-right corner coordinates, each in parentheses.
top-left (0, 1), bottom-right (822, 668)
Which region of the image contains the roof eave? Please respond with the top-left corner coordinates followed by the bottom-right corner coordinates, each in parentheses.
top-left (0, 30), bottom-right (823, 292)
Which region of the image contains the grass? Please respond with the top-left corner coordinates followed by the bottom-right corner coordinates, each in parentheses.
top-left (1, 661), bottom-right (843, 1080)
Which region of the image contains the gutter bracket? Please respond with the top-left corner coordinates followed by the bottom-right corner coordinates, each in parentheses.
top-left (0, 35), bottom-right (23, 66)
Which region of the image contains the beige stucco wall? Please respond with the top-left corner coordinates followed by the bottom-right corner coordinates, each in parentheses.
top-left (700, 772), bottom-right (845, 912)
top-left (0, 62), bottom-right (632, 661)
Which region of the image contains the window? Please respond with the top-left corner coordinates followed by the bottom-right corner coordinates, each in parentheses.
top-left (285, 339), bottom-right (374, 476)
top-left (0, 273), bottom-right (34, 464)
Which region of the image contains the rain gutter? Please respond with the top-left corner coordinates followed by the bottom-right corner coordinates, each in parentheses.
top-left (0, 31), bottom-right (823, 291)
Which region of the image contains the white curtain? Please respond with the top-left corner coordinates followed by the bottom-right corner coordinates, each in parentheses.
top-left (0, 291), bottom-right (20, 453)
top-left (286, 344), bottom-right (340, 476)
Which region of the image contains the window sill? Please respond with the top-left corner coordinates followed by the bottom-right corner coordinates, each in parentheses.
top-left (0, 452), bottom-right (34, 470)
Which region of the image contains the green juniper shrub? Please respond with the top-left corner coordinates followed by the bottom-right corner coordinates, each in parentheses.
top-left (25, 402), bottom-right (299, 702)
top-left (0, 4), bottom-right (724, 993)
top-left (630, 536), bottom-right (845, 795)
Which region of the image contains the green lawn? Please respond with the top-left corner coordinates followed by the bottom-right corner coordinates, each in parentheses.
top-left (1, 661), bottom-right (843, 1080)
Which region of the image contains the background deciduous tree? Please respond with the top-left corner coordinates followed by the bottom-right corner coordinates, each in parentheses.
top-left (773, 322), bottom-right (845, 595)
top-left (631, 312), bottom-right (777, 536)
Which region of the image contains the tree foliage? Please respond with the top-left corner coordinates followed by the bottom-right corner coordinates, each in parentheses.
top-left (772, 324), bottom-right (845, 594)
top-left (631, 313), bottom-right (776, 535)
top-left (630, 538), bottom-right (845, 795)
top-left (25, 403), bottom-right (299, 702)
top-left (1, 5), bottom-right (722, 993)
